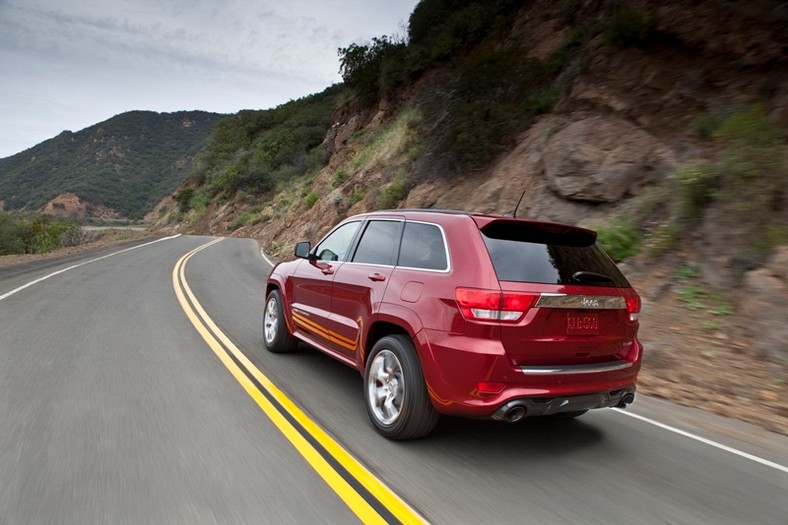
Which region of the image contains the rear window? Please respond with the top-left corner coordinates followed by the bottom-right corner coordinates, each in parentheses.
top-left (481, 222), bottom-right (629, 287)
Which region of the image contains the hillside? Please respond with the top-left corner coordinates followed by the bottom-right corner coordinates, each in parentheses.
top-left (0, 110), bottom-right (223, 220)
top-left (161, 0), bottom-right (788, 432)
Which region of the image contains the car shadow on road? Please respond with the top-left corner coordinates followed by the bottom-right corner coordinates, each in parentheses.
top-left (428, 415), bottom-right (604, 454)
top-left (269, 344), bottom-right (606, 460)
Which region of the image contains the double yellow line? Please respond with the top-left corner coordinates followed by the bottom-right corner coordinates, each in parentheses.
top-left (172, 239), bottom-right (426, 525)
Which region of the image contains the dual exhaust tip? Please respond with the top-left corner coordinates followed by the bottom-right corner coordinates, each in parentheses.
top-left (496, 391), bottom-right (636, 423)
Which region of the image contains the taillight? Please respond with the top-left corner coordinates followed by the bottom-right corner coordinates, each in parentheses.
top-left (625, 291), bottom-right (641, 322)
top-left (455, 288), bottom-right (538, 322)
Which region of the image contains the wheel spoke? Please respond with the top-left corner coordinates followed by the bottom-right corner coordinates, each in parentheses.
top-left (374, 386), bottom-right (388, 404)
top-left (383, 396), bottom-right (397, 419)
top-left (374, 368), bottom-right (388, 383)
top-left (371, 360), bottom-right (388, 383)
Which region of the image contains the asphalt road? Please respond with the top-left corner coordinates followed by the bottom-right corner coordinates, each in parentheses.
top-left (1, 235), bottom-right (786, 524)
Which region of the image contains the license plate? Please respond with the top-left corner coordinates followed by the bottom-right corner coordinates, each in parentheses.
top-left (567, 312), bottom-right (599, 335)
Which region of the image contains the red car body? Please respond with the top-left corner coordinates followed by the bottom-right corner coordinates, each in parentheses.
top-left (265, 210), bottom-right (642, 438)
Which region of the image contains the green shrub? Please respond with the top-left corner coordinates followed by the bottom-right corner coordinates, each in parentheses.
top-left (376, 176), bottom-right (409, 209)
top-left (755, 225), bottom-right (788, 254)
top-left (0, 213), bottom-right (29, 255)
top-left (175, 187), bottom-right (195, 212)
top-left (304, 191), bottom-right (319, 209)
top-left (676, 264), bottom-right (700, 282)
top-left (677, 285), bottom-right (705, 310)
top-left (189, 188), bottom-right (211, 212)
top-left (676, 162), bottom-right (717, 220)
top-left (58, 224), bottom-right (84, 247)
top-left (189, 86), bottom-right (339, 201)
top-left (0, 213), bottom-right (83, 255)
top-left (349, 188), bottom-right (365, 205)
top-left (338, 36), bottom-right (405, 99)
top-left (595, 221), bottom-right (641, 262)
top-left (332, 170), bottom-right (349, 188)
top-left (228, 212), bottom-right (253, 230)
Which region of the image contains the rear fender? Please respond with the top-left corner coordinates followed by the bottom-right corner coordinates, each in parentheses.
top-left (364, 304), bottom-right (423, 364)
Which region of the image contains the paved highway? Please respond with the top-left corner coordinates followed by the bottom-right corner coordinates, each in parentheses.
top-left (1, 235), bottom-right (786, 524)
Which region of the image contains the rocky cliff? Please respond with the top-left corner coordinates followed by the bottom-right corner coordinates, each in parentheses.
top-left (226, 3), bottom-right (782, 249)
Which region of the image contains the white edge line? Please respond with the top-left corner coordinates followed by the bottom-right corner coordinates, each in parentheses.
top-left (612, 408), bottom-right (788, 474)
top-left (260, 248), bottom-right (276, 268)
top-left (0, 234), bottom-right (182, 302)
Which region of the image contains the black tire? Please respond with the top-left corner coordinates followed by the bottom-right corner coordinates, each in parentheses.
top-left (263, 289), bottom-right (298, 353)
top-left (364, 335), bottom-right (439, 440)
top-left (549, 410), bottom-right (588, 420)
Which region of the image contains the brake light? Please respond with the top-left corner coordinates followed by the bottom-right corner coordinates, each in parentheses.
top-left (625, 292), bottom-right (641, 322)
top-left (455, 288), bottom-right (538, 322)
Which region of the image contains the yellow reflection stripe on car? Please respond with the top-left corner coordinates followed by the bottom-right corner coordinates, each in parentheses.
top-left (172, 239), bottom-right (425, 525)
top-left (292, 311), bottom-right (358, 352)
top-left (426, 381), bottom-right (455, 408)
top-left (292, 311), bottom-right (357, 348)
top-left (292, 311), bottom-right (334, 340)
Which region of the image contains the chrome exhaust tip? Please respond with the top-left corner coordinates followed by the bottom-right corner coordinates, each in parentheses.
top-left (504, 405), bottom-right (527, 423)
top-left (617, 393), bottom-right (636, 408)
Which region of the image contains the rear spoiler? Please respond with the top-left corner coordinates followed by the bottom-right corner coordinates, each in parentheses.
top-left (472, 217), bottom-right (597, 247)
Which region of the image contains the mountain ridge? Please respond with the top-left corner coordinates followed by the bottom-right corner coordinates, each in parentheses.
top-left (0, 109), bottom-right (224, 220)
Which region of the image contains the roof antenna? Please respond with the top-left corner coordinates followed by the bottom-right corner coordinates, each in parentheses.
top-left (506, 191), bottom-right (526, 218)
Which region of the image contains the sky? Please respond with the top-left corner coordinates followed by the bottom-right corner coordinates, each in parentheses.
top-left (0, 0), bottom-right (420, 159)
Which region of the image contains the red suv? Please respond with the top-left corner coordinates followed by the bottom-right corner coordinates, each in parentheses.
top-left (264, 210), bottom-right (642, 439)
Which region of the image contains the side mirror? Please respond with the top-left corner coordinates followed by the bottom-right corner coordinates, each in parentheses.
top-left (294, 241), bottom-right (311, 259)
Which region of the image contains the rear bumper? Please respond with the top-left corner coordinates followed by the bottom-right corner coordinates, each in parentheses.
top-left (416, 329), bottom-right (642, 418)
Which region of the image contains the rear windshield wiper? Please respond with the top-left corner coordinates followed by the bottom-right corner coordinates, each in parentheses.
top-left (571, 271), bottom-right (613, 283)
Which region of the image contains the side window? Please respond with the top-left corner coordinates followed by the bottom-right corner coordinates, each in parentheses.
top-left (315, 221), bottom-right (361, 261)
top-left (398, 222), bottom-right (448, 270)
top-left (353, 220), bottom-right (402, 266)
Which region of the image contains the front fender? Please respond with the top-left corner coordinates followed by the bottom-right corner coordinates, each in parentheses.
top-left (266, 260), bottom-right (302, 337)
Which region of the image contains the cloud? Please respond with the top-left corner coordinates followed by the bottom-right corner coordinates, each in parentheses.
top-left (0, 0), bottom-right (418, 157)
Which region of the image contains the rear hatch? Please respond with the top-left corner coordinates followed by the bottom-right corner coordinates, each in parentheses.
top-left (475, 218), bottom-right (639, 366)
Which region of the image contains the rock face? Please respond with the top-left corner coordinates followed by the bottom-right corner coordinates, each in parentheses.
top-left (42, 193), bottom-right (121, 220)
top-left (542, 116), bottom-right (668, 203)
top-left (740, 247), bottom-right (788, 364)
top-left (144, 196), bottom-right (176, 224)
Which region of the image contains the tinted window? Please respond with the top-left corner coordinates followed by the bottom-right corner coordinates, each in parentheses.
top-left (398, 222), bottom-right (447, 270)
top-left (315, 221), bottom-right (361, 261)
top-left (482, 231), bottom-right (629, 287)
top-left (353, 220), bottom-right (402, 265)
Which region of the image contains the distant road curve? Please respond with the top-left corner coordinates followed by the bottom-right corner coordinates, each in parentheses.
top-left (82, 225), bottom-right (148, 231)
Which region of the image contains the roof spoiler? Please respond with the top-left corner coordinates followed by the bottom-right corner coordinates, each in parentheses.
top-left (478, 219), bottom-right (597, 247)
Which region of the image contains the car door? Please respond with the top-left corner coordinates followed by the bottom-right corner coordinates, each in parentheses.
top-left (330, 219), bottom-right (403, 366)
top-left (289, 220), bottom-right (362, 355)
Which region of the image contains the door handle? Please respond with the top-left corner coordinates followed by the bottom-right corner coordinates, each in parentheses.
top-left (368, 273), bottom-right (386, 282)
top-left (321, 268), bottom-right (334, 275)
